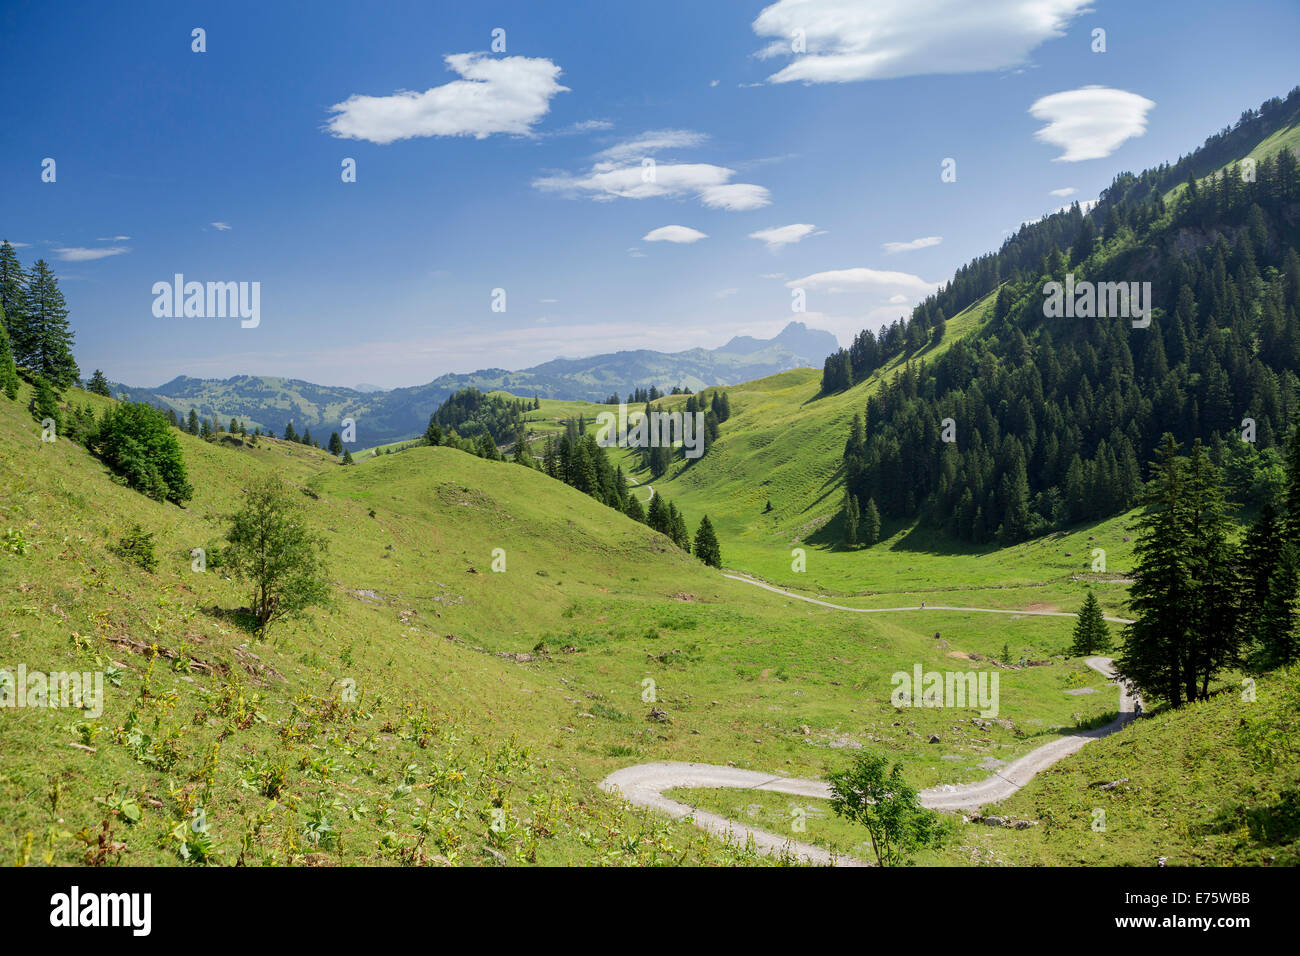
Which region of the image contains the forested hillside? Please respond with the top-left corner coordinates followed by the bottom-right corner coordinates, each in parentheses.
top-left (828, 87), bottom-right (1300, 544)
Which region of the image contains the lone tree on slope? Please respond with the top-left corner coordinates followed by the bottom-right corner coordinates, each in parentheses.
top-left (1070, 589), bottom-right (1111, 655)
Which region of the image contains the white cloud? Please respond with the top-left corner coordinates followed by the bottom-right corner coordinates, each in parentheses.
top-left (535, 162), bottom-right (769, 210)
top-left (715, 288), bottom-right (740, 298)
top-left (699, 183), bottom-right (771, 210)
top-left (5, 241), bottom-right (31, 248)
top-left (563, 119), bottom-right (613, 133)
top-left (882, 235), bottom-right (942, 254)
top-left (627, 247), bottom-right (647, 258)
top-left (54, 246), bottom-right (130, 262)
top-left (210, 222), bottom-right (232, 231)
top-left (752, 0), bottom-right (1091, 84)
top-left (760, 272), bottom-right (786, 279)
top-left (1049, 186), bottom-right (1077, 197)
top-left (534, 129), bottom-right (771, 210)
top-left (1029, 86), bottom-right (1155, 162)
top-left (96, 235), bottom-right (131, 241)
top-left (787, 267), bottom-right (936, 296)
top-left (325, 53), bottom-right (568, 144)
top-left (594, 128), bottom-right (707, 163)
top-left (888, 294), bottom-right (908, 304)
top-left (749, 223), bottom-right (820, 251)
top-left (534, 162), bottom-right (731, 202)
top-left (642, 225), bottom-right (708, 244)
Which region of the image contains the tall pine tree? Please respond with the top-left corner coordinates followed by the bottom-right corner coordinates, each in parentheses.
top-left (0, 305), bottom-right (19, 400)
top-left (19, 260), bottom-right (79, 388)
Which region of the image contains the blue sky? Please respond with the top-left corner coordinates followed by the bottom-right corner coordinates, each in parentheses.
top-left (2, 0), bottom-right (1297, 388)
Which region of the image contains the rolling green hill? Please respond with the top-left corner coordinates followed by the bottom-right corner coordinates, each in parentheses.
top-left (109, 321), bottom-right (838, 448)
top-left (3, 376), bottom-right (1176, 867)
top-left (6, 88), bottom-right (1300, 871)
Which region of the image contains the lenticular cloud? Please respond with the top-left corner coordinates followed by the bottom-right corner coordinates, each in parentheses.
top-left (325, 53), bottom-right (568, 144)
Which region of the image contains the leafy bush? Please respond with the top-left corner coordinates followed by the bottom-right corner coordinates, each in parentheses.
top-left (28, 375), bottom-right (61, 433)
top-left (113, 523), bottom-right (158, 572)
top-left (224, 475), bottom-right (330, 635)
top-left (92, 401), bottom-right (193, 503)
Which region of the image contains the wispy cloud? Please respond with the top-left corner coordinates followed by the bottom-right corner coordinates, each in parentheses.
top-left (1049, 186), bottom-right (1077, 197)
top-left (535, 161), bottom-right (769, 210)
top-left (749, 223), bottom-right (822, 251)
top-left (96, 235), bottom-right (131, 241)
top-left (325, 53), bottom-right (568, 144)
top-left (699, 183), bottom-right (771, 210)
top-left (1029, 86), bottom-right (1156, 162)
top-left (752, 0), bottom-right (1091, 84)
top-left (210, 221), bottom-right (232, 231)
top-left (642, 225), bottom-right (708, 244)
top-left (882, 235), bottom-right (942, 254)
top-left (534, 128), bottom-right (770, 210)
top-left (787, 267), bottom-right (936, 296)
top-left (54, 246), bottom-right (130, 262)
top-left (593, 128), bottom-right (707, 163)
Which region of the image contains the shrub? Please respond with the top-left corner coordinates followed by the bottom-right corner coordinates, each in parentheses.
top-left (114, 523), bottom-right (158, 572)
top-left (28, 375), bottom-right (61, 433)
top-left (224, 475), bottom-right (330, 635)
top-left (92, 402), bottom-right (193, 503)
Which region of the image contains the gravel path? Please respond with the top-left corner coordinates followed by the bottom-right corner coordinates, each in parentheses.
top-left (722, 573), bottom-right (1135, 623)
top-left (603, 576), bottom-right (1140, 866)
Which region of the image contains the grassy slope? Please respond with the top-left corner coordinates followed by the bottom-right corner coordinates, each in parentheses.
top-left (1, 380), bottom-right (1138, 867)
top-left (1164, 117), bottom-right (1300, 203)
top-left (672, 666), bottom-right (1299, 866)
top-left (621, 292), bottom-right (1134, 620)
top-left (0, 383), bottom-right (773, 866)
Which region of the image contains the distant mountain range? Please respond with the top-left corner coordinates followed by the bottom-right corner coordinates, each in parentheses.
top-left (111, 321), bottom-right (837, 447)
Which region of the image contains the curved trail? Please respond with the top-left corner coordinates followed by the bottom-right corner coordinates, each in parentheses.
top-left (626, 476), bottom-right (655, 502)
top-left (723, 573), bottom-right (1135, 624)
top-left (603, 575), bottom-right (1139, 866)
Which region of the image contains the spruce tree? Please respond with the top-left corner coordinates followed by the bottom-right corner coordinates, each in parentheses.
top-left (1118, 435), bottom-right (1194, 707)
top-left (624, 491), bottom-right (646, 524)
top-left (667, 502), bottom-right (689, 550)
top-left (28, 375), bottom-right (61, 432)
top-left (1184, 441), bottom-right (1242, 701)
top-left (843, 491), bottom-right (859, 547)
top-left (20, 260), bottom-right (79, 388)
top-left (647, 492), bottom-right (669, 536)
top-left (0, 241), bottom-right (27, 341)
top-left (693, 515), bottom-right (722, 568)
top-left (0, 306), bottom-right (19, 400)
top-left (1070, 589), bottom-right (1111, 655)
top-left (1285, 425), bottom-right (1300, 543)
top-left (328, 431), bottom-right (343, 455)
top-left (341, 449), bottom-right (354, 465)
top-left (87, 369), bottom-right (111, 396)
top-left (1240, 502), bottom-right (1298, 669)
top-left (1119, 436), bottom-right (1241, 707)
top-left (863, 497), bottom-right (881, 545)
top-left (186, 408), bottom-right (200, 435)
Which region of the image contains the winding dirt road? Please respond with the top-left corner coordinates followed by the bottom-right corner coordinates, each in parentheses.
top-left (602, 576), bottom-right (1139, 866)
top-left (722, 573), bottom-right (1135, 624)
